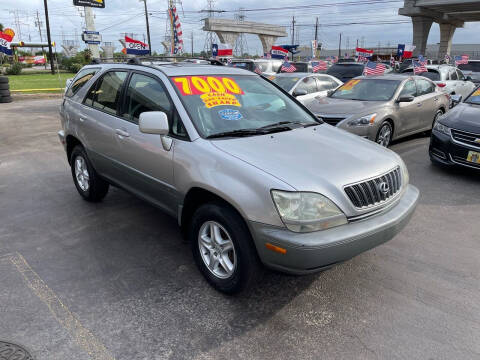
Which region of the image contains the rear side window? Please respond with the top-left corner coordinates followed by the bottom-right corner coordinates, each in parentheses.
top-left (84, 71), bottom-right (127, 115)
top-left (66, 68), bottom-right (99, 98)
top-left (449, 69), bottom-right (458, 80)
top-left (327, 64), bottom-right (364, 78)
top-left (416, 79), bottom-right (435, 96)
top-left (400, 80), bottom-right (417, 97)
top-left (316, 76), bottom-right (339, 91)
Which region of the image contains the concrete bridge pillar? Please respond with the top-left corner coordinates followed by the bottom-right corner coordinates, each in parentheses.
top-left (215, 32), bottom-right (240, 48)
top-left (438, 23), bottom-right (456, 61)
top-left (411, 16), bottom-right (433, 56)
top-left (258, 35), bottom-right (278, 55)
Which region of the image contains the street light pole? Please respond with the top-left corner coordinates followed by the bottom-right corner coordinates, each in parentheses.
top-left (43, 0), bottom-right (55, 74)
top-left (140, 0), bottom-right (152, 55)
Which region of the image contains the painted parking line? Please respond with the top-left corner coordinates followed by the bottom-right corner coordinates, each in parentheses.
top-left (1, 252), bottom-right (115, 360)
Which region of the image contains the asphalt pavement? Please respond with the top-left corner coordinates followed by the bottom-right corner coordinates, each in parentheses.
top-left (0, 98), bottom-right (479, 360)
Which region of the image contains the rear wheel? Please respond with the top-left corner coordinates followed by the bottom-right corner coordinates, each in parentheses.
top-left (190, 202), bottom-right (261, 294)
top-left (70, 146), bottom-right (109, 202)
top-left (376, 122), bottom-right (393, 147)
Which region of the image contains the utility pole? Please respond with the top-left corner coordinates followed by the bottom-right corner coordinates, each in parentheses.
top-left (191, 31), bottom-right (194, 57)
top-left (314, 17), bottom-right (318, 58)
top-left (140, 0), bottom-right (152, 55)
top-left (338, 33), bottom-right (342, 58)
top-left (84, 6), bottom-right (100, 59)
top-left (35, 10), bottom-right (47, 69)
top-left (291, 16), bottom-right (295, 61)
top-left (43, 0), bottom-right (55, 74)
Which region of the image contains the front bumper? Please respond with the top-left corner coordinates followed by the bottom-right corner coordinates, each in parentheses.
top-left (58, 130), bottom-right (66, 150)
top-left (429, 130), bottom-right (480, 170)
top-left (249, 184), bottom-right (419, 274)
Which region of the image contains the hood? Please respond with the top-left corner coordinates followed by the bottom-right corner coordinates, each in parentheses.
top-left (211, 125), bottom-right (401, 197)
top-left (304, 96), bottom-right (387, 117)
top-left (440, 103), bottom-right (480, 133)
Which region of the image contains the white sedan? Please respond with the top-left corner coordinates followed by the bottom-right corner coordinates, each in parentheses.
top-left (269, 73), bottom-right (343, 104)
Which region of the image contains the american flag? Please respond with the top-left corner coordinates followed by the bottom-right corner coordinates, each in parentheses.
top-left (413, 60), bottom-right (427, 74)
top-left (281, 61), bottom-right (297, 73)
top-left (363, 61), bottom-right (386, 76)
top-left (311, 60), bottom-right (327, 72)
top-left (418, 55), bottom-right (427, 66)
top-left (227, 58), bottom-right (232, 65)
top-left (357, 55), bottom-right (368, 63)
top-left (390, 56), bottom-right (395, 67)
top-left (455, 55), bottom-right (469, 65)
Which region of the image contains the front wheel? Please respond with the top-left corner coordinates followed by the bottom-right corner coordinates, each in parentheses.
top-left (432, 109), bottom-right (444, 128)
top-left (190, 202), bottom-right (262, 294)
top-left (376, 122), bottom-right (393, 147)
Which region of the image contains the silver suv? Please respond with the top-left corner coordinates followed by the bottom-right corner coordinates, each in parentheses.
top-left (59, 62), bottom-right (419, 293)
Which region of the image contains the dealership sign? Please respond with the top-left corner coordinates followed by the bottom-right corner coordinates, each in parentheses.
top-left (82, 31), bottom-right (102, 44)
top-left (73, 0), bottom-right (105, 8)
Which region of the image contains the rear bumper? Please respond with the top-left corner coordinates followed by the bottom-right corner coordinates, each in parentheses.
top-left (249, 185), bottom-right (419, 275)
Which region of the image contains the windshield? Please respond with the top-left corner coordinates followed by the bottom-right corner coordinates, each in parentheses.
top-left (230, 62), bottom-right (253, 71)
top-left (270, 76), bottom-right (300, 92)
top-left (465, 88), bottom-right (480, 105)
top-left (401, 69), bottom-right (441, 81)
top-left (327, 64), bottom-right (364, 79)
top-left (458, 62), bottom-right (480, 72)
top-left (331, 79), bottom-right (401, 101)
top-left (170, 75), bottom-right (319, 138)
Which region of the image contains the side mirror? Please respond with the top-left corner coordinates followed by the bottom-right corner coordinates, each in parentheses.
top-left (139, 111), bottom-right (169, 135)
top-left (293, 89), bottom-right (308, 97)
top-left (397, 95), bottom-right (415, 103)
top-left (450, 94), bottom-right (462, 108)
top-left (327, 90), bottom-right (335, 97)
top-left (466, 76), bottom-right (472, 81)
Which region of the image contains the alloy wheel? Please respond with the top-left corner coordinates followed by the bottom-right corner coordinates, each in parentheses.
top-left (74, 156), bottom-right (90, 191)
top-left (377, 124), bottom-right (392, 147)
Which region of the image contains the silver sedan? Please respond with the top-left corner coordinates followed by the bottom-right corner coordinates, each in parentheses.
top-left (303, 74), bottom-right (450, 147)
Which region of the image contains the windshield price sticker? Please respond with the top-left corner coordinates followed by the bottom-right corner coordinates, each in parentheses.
top-left (218, 109), bottom-right (243, 120)
top-left (172, 76), bottom-right (244, 96)
top-left (341, 79), bottom-right (361, 91)
top-left (201, 93), bottom-right (241, 108)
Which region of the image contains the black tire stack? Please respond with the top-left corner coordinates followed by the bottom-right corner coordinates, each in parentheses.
top-left (0, 76), bottom-right (12, 103)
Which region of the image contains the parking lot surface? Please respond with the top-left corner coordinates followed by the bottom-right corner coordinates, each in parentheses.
top-left (1, 98), bottom-right (479, 360)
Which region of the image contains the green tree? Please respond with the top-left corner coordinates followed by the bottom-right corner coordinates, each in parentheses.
top-left (0, 23), bottom-right (4, 32)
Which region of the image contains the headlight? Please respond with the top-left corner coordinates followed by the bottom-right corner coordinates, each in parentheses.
top-left (433, 121), bottom-right (451, 136)
top-left (347, 113), bottom-right (377, 126)
top-left (271, 191), bottom-right (347, 233)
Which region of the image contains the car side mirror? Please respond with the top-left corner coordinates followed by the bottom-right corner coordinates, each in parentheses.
top-left (450, 94), bottom-right (462, 107)
top-left (327, 90), bottom-right (335, 97)
top-left (466, 76), bottom-right (472, 81)
top-left (139, 111), bottom-right (169, 135)
top-left (293, 89), bottom-right (308, 97)
top-left (397, 95), bottom-right (414, 103)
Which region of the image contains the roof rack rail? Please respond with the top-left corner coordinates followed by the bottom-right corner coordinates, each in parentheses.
top-left (87, 56), bottom-right (227, 67)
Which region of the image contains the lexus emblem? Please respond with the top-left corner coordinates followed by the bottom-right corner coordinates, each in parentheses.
top-left (378, 182), bottom-right (390, 195)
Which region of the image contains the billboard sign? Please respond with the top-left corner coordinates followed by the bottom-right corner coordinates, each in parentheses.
top-left (82, 31), bottom-right (102, 44)
top-left (73, 0), bottom-right (105, 8)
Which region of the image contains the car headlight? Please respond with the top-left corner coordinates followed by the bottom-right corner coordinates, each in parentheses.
top-left (271, 190), bottom-right (347, 233)
top-left (433, 121), bottom-right (451, 136)
top-left (347, 113), bottom-right (377, 126)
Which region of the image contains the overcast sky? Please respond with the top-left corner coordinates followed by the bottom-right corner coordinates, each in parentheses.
top-left (1, 0), bottom-right (480, 55)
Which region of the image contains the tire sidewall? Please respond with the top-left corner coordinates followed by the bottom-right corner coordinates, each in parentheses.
top-left (190, 203), bottom-right (257, 294)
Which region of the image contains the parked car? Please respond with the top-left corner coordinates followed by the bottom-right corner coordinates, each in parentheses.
top-left (303, 74), bottom-right (450, 147)
top-left (278, 61), bottom-right (312, 73)
top-left (326, 62), bottom-right (393, 83)
top-left (253, 59), bottom-right (283, 76)
top-left (430, 86), bottom-right (480, 169)
top-left (401, 64), bottom-right (477, 99)
top-left (269, 73), bottom-right (342, 104)
top-left (457, 60), bottom-right (480, 84)
top-left (59, 63), bottom-right (419, 293)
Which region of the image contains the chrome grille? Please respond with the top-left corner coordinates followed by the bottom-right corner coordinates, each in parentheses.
top-left (319, 116), bottom-right (345, 126)
top-left (451, 129), bottom-right (480, 149)
top-left (344, 167), bottom-right (402, 209)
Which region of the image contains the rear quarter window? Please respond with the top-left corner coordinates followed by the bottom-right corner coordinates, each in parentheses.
top-left (65, 68), bottom-right (99, 98)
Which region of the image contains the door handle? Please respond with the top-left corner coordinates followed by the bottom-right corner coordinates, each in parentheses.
top-left (434, 98), bottom-right (439, 101)
top-left (417, 103), bottom-right (422, 107)
top-left (79, 117), bottom-right (86, 122)
top-left (115, 129), bottom-right (130, 138)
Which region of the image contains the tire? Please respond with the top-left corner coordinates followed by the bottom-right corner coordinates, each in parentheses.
top-left (190, 202), bottom-right (262, 294)
top-left (0, 96), bottom-right (12, 103)
top-left (432, 109), bottom-right (444, 128)
top-left (0, 89), bottom-right (10, 96)
top-left (375, 121), bottom-right (393, 147)
top-left (70, 146), bottom-right (109, 202)
top-left (0, 76), bottom-right (8, 84)
top-left (0, 83), bottom-right (9, 90)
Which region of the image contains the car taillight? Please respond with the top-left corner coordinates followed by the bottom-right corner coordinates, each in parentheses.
top-left (437, 83), bottom-right (446, 88)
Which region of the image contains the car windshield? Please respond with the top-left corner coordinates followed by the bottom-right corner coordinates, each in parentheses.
top-left (330, 79), bottom-right (400, 101)
top-left (169, 74), bottom-right (319, 138)
top-left (458, 62), bottom-right (480, 72)
top-left (401, 69), bottom-right (441, 81)
top-left (327, 64), bottom-right (364, 79)
top-left (270, 76), bottom-right (300, 92)
top-left (465, 88), bottom-right (480, 105)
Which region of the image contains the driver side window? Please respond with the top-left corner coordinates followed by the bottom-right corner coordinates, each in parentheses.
top-left (399, 80), bottom-right (417, 97)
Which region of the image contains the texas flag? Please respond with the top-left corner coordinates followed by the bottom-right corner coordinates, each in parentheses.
top-left (397, 44), bottom-right (416, 59)
top-left (0, 28), bottom-right (15, 56)
top-left (125, 36), bottom-right (149, 55)
top-left (271, 45), bottom-right (288, 59)
top-left (212, 43), bottom-right (232, 57)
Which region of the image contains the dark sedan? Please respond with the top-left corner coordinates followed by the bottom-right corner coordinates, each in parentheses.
top-left (430, 87), bottom-right (480, 169)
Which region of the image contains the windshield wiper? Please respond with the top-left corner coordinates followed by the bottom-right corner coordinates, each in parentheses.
top-left (259, 121), bottom-right (317, 129)
top-left (206, 128), bottom-right (269, 139)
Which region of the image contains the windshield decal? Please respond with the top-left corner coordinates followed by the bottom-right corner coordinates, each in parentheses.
top-left (472, 89), bottom-right (480, 97)
top-left (218, 109), bottom-right (243, 120)
top-left (340, 79), bottom-right (361, 91)
top-left (172, 76), bottom-right (244, 96)
top-left (200, 93), bottom-right (241, 108)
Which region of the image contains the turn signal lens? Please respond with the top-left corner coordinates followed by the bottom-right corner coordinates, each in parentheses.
top-left (265, 243), bottom-right (287, 254)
